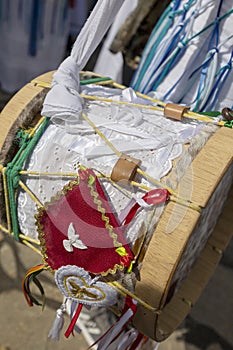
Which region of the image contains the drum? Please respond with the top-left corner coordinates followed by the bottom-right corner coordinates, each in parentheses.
top-left (0, 70), bottom-right (232, 344)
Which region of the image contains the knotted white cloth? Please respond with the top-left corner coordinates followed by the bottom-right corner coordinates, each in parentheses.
top-left (42, 0), bottom-right (125, 123)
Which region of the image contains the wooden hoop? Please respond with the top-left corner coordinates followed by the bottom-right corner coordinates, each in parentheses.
top-left (0, 72), bottom-right (232, 342)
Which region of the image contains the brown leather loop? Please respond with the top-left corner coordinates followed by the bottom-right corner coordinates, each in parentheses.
top-left (164, 103), bottom-right (190, 121)
top-left (110, 154), bottom-right (141, 185)
top-left (222, 107), bottom-right (233, 121)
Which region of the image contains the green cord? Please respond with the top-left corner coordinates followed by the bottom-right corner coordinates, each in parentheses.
top-left (6, 117), bottom-right (49, 241)
top-left (198, 111), bottom-right (233, 128)
top-left (224, 120), bottom-right (233, 128)
top-left (5, 77), bottom-right (113, 242)
top-left (80, 77), bottom-right (112, 85)
top-left (199, 111), bottom-right (221, 118)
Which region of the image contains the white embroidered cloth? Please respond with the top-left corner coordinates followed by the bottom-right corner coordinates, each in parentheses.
top-left (17, 0), bottom-right (202, 241)
top-left (18, 85), bottom-right (201, 240)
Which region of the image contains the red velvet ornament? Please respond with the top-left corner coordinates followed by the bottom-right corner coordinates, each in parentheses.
top-left (36, 168), bottom-right (134, 275)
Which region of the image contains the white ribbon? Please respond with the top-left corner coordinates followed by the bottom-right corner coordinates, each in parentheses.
top-left (96, 308), bottom-right (135, 350)
top-left (94, 0), bottom-right (138, 83)
top-left (116, 329), bottom-right (139, 350)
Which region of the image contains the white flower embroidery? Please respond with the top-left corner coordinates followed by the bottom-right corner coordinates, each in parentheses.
top-left (63, 223), bottom-right (87, 252)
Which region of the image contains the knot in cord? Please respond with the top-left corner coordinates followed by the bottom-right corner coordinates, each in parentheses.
top-left (178, 22), bottom-right (185, 29)
top-left (169, 9), bottom-right (182, 20)
top-left (210, 47), bottom-right (219, 55)
top-left (183, 1), bottom-right (192, 12)
top-left (12, 167), bottom-right (21, 189)
top-left (5, 162), bottom-right (20, 188)
top-left (177, 40), bottom-right (186, 49)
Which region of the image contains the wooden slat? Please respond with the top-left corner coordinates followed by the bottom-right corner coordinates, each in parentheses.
top-left (134, 179), bottom-right (233, 341)
top-left (188, 127), bottom-right (233, 207)
top-left (135, 203), bottom-right (200, 308)
top-left (135, 125), bottom-right (233, 310)
top-left (0, 84), bottom-right (44, 151)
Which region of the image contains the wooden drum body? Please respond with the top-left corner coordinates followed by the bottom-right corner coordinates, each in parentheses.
top-left (0, 72), bottom-right (232, 342)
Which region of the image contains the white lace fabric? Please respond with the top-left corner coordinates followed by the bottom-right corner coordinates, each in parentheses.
top-left (17, 84), bottom-right (201, 240)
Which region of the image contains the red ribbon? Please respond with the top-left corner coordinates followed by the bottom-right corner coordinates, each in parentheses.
top-left (64, 303), bottom-right (83, 338)
top-left (129, 333), bottom-right (145, 350)
top-left (79, 168), bottom-right (91, 180)
top-left (122, 295), bottom-right (137, 320)
top-left (124, 189), bottom-right (170, 226)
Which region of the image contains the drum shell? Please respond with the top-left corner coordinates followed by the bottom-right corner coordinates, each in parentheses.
top-left (0, 72), bottom-right (232, 342)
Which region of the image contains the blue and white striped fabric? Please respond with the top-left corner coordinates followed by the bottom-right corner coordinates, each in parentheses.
top-left (131, 0), bottom-right (233, 112)
top-left (0, 0), bottom-right (70, 92)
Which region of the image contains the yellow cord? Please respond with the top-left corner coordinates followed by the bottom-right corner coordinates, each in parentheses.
top-left (18, 180), bottom-right (43, 208)
top-left (83, 92), bottom-right (222, 124)
top-left (82, 91), bottom-right (222, 124)
top-left (107, 281), bottom-right (161, 312)
top-left (31, 74), bottom-right (223, 126)
top-left (131, 179), bottom-right (202, 211)
top-left (31, 79), bottom-right (51, 89)
top-left (21, 239), bottom-right (42, 256)
top-left (31, 78), bottom-right (114, 88)
top-left (170, 195), bottom-right (202, 213)
top-left (19, 234), bottom-right (40, 245)
top-left (217, 120), bottom-right (226, 127)
top-left (81, 112), bottom-right (122, 158)
top-left (94, 79), bottom-right (115, 86)
top-left (28, 116), bottom-right (47, 138)
top-left (80, 70), bottom-right (106, 77)
top-left (0, 224), bottom-right (10, 234)
top-left (81, 94), bottom-right (163, 113)
top-left (112, 82), bottom-right (221, 124)
top-left (136, 168), bottom-right (176, 196)
top-left (20, 170), bottom-right (78, 177)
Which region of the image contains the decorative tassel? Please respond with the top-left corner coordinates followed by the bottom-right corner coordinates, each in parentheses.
top-left (22, 264), bottom-right (45, 308)
top-left (48, 302), bottom-right (66, 341)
